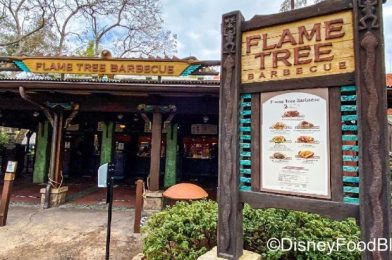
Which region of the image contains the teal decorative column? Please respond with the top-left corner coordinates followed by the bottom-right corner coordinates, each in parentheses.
top-left (164, 124), bottom-right (178, 188)
top-left (100, 122), bottom-right (114, 165)
top-left (33, 121), bottom-right (50, 183)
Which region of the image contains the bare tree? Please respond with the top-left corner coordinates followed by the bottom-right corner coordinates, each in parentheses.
top-left (0, 0), bottom-right (176, 57)
top-left (82, 0), bottom-right (176, 57)
top-left (47, 0), bottom-right (100, 55)
top-left (280, 0), bottom-right (326, 12)
top-left (0, 0), bottom-right (50, 55)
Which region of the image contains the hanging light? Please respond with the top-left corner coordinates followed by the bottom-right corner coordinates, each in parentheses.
top-left (33, 111), bottom-right (40, 117)
top-left (203, 115), bottom-right (209, 123)
top-left (117, 113), bottom-right (124, 120)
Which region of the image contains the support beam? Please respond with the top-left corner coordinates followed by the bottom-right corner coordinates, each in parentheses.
top-left (100, 122), bottom-right (114, 165)
top-left (33, 121), bottom-right (50, 183)
top-left (48, 112), bottom-right (65, 187)
top-left (149, 109), bottom-right (162, 191)
top-left (164, 124), bottom-right (178, 188)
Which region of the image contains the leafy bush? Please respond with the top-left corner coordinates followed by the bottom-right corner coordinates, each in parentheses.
top-left (243, 205), bottom-right (360, 259)
top-left (142, 200), bottom-right (218, 260)
top-left (0, 131), bottom-right (9, 148)
top-left (142, 200), bottom-right (360, 260)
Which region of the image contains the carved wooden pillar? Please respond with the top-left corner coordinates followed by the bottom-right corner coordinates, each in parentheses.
top-left (355, 1), bottom-right (391, 259)
top-left (217, 11), bottom-right (244, 259)
top-left (49, 112), bottom-right (65, 186)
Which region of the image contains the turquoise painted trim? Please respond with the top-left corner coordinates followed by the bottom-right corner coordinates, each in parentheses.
top-left (342, 145), bottom-right (359, 152)
top-left (240, 177), bottom-right (252, 183)
top-left (240, 168), bottom-right (251, 174)
top-left (240, 152), bottom-right (251, 157)
top-left (240, 135), bottom-right (251, 140)
top-left (343, 176), bottom-right (360, 183)
top-left (240, 143), bottom-right (251, 149)
top-left (240, 118), bottom-right (251, 124)
top-left (241, 102), bottom-right (252, 107)
top-left (240, 127), bottom-right (251, 132)
top-left (241, 94), bottom-right (252, 99)
top-left (341, 95), bottom-right (357, 102)
top-left (14, 61), bottom-right (31, 72)
top-left (240, 110), bottom-right (252, 116)
top-left (343, 166), bottom-right (359, 172)
top-left (341, 115), bottom-right (358, 121)
top-left (240, 186), bottom-right (252, 191)
top-left (342, 135), bottom-right (358, 141)
top-left (341, 105), bottom-right (357, 112)
top-left (180, 64), bottom-right (201, 76)
top-left (343, 197), bottom-right (359, 204)
top-left (240, 160), bottom-right (251, 166)
top-left (341, 86), bottom-right (356, 92)
top-left (342, 125), bottom-right (358, 131)
top-left (344, 186), bottom-right (360, 193)
top-left (342, 155), bottom-right (359, 162)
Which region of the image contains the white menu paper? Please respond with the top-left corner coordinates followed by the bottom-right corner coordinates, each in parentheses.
top-left (260, 89), bottom-right (330, 198)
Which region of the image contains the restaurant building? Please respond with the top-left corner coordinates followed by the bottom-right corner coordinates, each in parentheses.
top-left (0, 54), bottom-right (220, 205)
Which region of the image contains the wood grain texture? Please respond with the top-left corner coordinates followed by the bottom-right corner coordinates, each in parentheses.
top-left (217, 11), bottom-right (244, 260)
top-left (133, 180), bottom-right (144, 233)
top-left (240, 73), bottom-right (355, 93)
top-left (251, 93), bottom-right (260, 191)
top-left (242, 0), bottom-right (353, 32)
top-left (0, 179), bottom-right (14, 226)
top-left (329, 87), bottom-right (343, 202)
top-left (241, 11), bottom-right (355, 84)
top-left (241, 191), bottom-right (359, 221)
top-left (354, 1), bottom-right (391, 259)
top-left (149, 110), bottom-right (162, 191)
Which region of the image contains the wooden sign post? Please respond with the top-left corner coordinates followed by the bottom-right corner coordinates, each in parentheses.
top-left (0, 161), bottom-right (18, 227)
top-left (218, 0), bottom-right (390, 259)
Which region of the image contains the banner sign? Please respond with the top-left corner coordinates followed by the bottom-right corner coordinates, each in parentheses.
top-left (17, 58), bottom-right (197, 76)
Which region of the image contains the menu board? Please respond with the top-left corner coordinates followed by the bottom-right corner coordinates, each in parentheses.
top-left (260, 89), bottom-right (330, 198)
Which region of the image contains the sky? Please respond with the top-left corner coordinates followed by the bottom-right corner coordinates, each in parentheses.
top-left (161, 0), bottom-right (392, 73)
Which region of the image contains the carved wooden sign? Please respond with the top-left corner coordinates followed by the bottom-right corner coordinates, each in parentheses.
top-left (218, 0), bottom-right (390, 259)
top-left (242, 11), bottom-right (355, 84)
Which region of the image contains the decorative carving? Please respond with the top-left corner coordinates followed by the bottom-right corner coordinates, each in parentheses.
top-left (220, 54), bottom-right (235, 251)
top-left (358, 0), bottom-right (379, 30)
top-left (223, 16), bottom-right (237, 54)
top-left (360, 30), bottom-right (383, 259)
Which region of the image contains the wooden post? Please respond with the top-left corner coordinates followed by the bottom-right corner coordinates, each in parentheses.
top-left (49, 112), bottom-right (65, 186)
top-left (134, 179), bottom-right (144, 233)
top-left (0, 162), bottom-right (17, 227)
top-left (354, 1), bottom-right (391, 259)
top-left (149, 108), bottom-right (162, 191)
top-left (218, 11), bottom-right (244, 259)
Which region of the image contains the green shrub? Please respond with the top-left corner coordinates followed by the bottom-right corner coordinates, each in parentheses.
top-left (243, 205), bottom-right (360, 259)
top-left (142, 200), bottom-right (360, 260)
top-left (142, 200), bottom-right (218, 260)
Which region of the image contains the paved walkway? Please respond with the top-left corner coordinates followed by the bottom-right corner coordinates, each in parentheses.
top-left (0, 205), bottom-right (142, 259)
